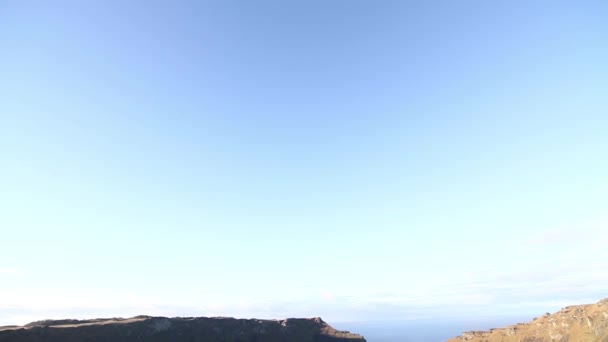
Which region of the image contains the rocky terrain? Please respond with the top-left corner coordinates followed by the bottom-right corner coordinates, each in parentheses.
top-left (448, 298), bottom-right (608, 342)
top-left (0, 316), bottom-right (366, 342)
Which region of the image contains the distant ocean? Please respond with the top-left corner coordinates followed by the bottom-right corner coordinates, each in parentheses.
top-left (332, 317), bottom-right (531, 342)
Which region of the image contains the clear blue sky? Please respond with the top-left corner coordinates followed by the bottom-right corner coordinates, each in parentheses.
top-left (1, 0), bottom-right (607, 326)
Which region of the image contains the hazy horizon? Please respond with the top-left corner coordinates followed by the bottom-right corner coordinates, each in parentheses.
top-left (1, 0), bottom-right (607, 331)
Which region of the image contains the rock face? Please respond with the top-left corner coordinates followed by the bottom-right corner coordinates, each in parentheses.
top-left (448, 298), bottom-right (608, 342)
top-left (0, 316), bottom-right (366, 342)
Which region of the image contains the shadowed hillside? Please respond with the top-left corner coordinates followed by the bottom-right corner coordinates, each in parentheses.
top-left (0, 316), bottom-right (366, 342)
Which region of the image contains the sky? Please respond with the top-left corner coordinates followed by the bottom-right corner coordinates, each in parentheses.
top-left (1, 0), bottom-right (607, 328)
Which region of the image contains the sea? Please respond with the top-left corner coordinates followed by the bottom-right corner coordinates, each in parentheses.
top-left (332, 317), bottom-right (530, 342)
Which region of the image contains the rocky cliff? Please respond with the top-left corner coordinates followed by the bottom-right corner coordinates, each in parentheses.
top-left (0, 316), bottom-right (366, 342)
top-left (448, 298), bottom-right (608, 342)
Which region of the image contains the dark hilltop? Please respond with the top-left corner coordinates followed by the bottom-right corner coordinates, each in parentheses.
top-left (0, 315), bottom-right (366, 342)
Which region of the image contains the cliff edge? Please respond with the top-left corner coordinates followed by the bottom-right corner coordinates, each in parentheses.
top-left (0, 316), bottom-right (366, 342)
top-left (448, 298), bottom-right (608, 342)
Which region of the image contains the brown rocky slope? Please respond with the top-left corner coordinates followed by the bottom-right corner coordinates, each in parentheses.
top-left (0, 315), bottom-right (366, 342)
top-left (448, 298), bottom-right (608, 342)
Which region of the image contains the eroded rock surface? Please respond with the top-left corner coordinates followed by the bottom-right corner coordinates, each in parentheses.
top-left (448, 298), bottom-right (608, 342)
